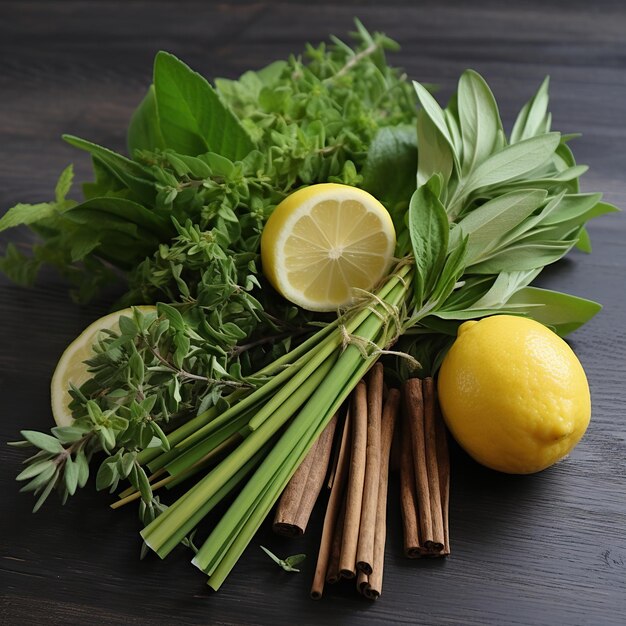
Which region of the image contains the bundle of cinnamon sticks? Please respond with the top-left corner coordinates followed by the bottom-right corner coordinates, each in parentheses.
top-left (310, 363), bottom-right (399, 600)
top-left (272, 366), bottom-right (450, 600)
top-left (400, 377), bottom-right (450, 558)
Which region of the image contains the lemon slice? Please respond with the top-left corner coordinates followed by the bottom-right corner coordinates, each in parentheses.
top-left (51, 306), bottom-right (157, 427)
top-left (261, 183), bottom-right (396, 312)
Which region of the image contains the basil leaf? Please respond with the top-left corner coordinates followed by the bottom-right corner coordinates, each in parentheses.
top-left (127, 84), bottom-right (166, 154)
top-left (505, 286), bottom-right (602, 336)
top-left (408, 177), bottom-right (449, 307)
top-left (576, 227), bottom-right (592, 253)
top-left (458, 69), bottom-right (503, 175)
top-left (153, 51), bottom-right (254, 159)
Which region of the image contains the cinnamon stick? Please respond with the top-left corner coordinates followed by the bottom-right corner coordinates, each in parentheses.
top-left (434, 389), bottom-right (451, 556)
top-left (273, 413), bottom-right (338, 536)
top-left (311, 408), bottom-right (352, 599)
top-left (325, 496), bottom-right (346, 584)
top-left (403, 379), bottom-right (434, 547)
top-left (366, 388), bottom-right (400, 600)
top-left (357, 570), bottom-right (369, 595)
top-left (338, 381), bottom-right (368, 579)
top-left (400, 407), bottom-right (421, 557)
top-left (356, 364), bottom-right (383, 575)
top-left (423, 378), bottom-right (445, 553)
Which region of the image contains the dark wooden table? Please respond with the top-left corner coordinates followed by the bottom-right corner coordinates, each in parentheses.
top-left (1, 1), bottom-right (625, 624)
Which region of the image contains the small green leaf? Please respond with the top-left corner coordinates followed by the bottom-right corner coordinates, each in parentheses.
top-left (284, 553), bottom-right (307, 568)
top-left (16, 459), bottom-right (55, 481)
top-left (75, 451), bottom-right (90, 488)
top-left (21, 430), bottom-right (64, 455)
top-left (55, 164), bottom-right (74, 203)
top-left (260, 545), bottom-right (283, 567)
top-left (32, 470), bottom-right (59, 513)
top-left (0, 202), bottom-right (56, 233)
top-left (64, 456), bottom-right (79, 496)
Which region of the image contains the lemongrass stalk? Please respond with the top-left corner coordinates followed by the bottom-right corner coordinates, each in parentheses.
top-left (204, 305), bottom-right (408, 590)
top-left (195, 276), bottom-right (411, 582)
top-left (140, 353), bottom-right (337, 557)
top-left (148, 442), bottom-right (273, 558)
top-left (137, 321), bottom-right (339, 466)
top-left (149, 331), bottom-right (341, 475)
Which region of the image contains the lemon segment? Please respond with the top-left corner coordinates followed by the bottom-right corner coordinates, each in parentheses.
top-left (261, 184), bottom-right (396, 312)
top-left (437, 315), bottom-right (591, 474)
top-left (51, 306), bottom-right (157, 427)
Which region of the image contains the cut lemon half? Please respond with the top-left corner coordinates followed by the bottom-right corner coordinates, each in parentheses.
top-left (51, 306), bottom-right (156, 427)
top-left (261, 183), bottom-right (396, 312)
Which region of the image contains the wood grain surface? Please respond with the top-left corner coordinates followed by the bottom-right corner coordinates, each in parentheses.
top-left (1, 1), bottom-right (625, 624)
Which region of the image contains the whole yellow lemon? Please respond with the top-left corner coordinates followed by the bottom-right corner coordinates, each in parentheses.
top-left (437, 315), bottom-right (591, 474)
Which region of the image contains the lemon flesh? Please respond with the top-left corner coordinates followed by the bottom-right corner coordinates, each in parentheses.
top-left (51, 306), bottom-right (156, 427)
top-left (261, 183), bottom-right (396, 312)
top-left (437, 315), bottom-right (591, 474)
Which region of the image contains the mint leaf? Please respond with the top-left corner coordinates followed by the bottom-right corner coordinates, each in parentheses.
top-left (54, 164), bottom-right (75, 204)
top-left (153, 51), bottom-right (254, 159)
top-left (0, 202), bottom-right (56, 233)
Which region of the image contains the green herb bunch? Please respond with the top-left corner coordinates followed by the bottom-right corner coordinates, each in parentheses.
top-left (4, 21), bottom-right (617, 592)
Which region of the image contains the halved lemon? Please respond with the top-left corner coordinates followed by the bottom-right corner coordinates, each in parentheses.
top-left (51, 306), bottom-right (156, 427)
top-left (261, 184), bottom-right (396, 312)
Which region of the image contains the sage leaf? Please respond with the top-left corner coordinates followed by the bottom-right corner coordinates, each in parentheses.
top-left (469, 238), bottom-right (575, 274)
top-left (505, 286), bottom-right (602, 336)
top-left (454, 189), bottom-right (548, 263)
top-left (416, 109), bottom-right (454, 190)
top-left (464, 132), bottom-right (560, 194)
top-left (458, 69), bottom-right (503, 175)
top-left (413, 80), bottom-right (457, 160)
top-left (154, 51), bottom-right (254, 159)
top-left (21, 430), bottom-right (64, 454)
top-left (510, 76), bottom-right (550, 143)
top-left (409, 177), bottom-right (449, 307)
